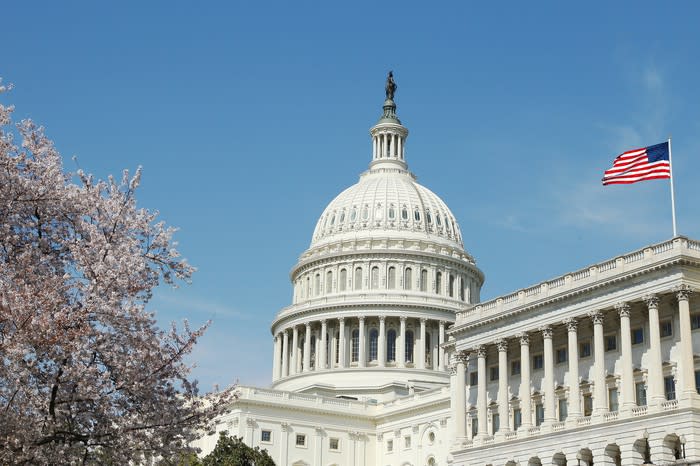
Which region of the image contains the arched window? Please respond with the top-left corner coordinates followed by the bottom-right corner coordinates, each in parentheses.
top-left (306, 276), bottom-right (311, 297)
top-left (387, 266), bottom-right (396, 289)
top-left (405, 330), bottom-right (414, 363)
top-left (354, 267), bottom-right (362, 290)
top-left (426, 210), bottom-right (433, 224)
top-left (460, 276), bottom-right (466, 301)
top-left (339, 210), bottom-right (345, 224)
top-left (435, 271), bottom-right (442, 295)
top-left (369, 329), bottom-right (378, 361)
top-left (350, 207), bottom-right (357, 222)
top-left (448, 274), bottom-right (455, 297)
top-left (420, 269), bottom-right (428, 292)
top-left (351, 329), bottom-right (359, 362)
top-left (326, 270), bottom-right (333, 294)
top-left (371, 266), bottom-right (379, 289)
top-left (414, 209), bottom-right (421, 222)
top-left (334, 332), bottom-right (340, 364)
top-left (436, 214), bottom-right (442, 227)
top-left (387, 329), bottom-right (397, 362)
top-left (330, 213), bottom-right (336, 226)
top-left (404, 268), bottom-right (412, 290)
top-left (401, 206), bottom-right (408, 220)
top-left (310, 335), bottom-right (316, 369)
top-left (314, 273), bottom-right (321, 296)
top-left (388, 205), bottom-right (396, 220)
top-left (339, 269), bottom-right (347, 292)
top-left (424, 333), bottom-right (431, 366)
top-left (362, 205), bottom-right (369, 220)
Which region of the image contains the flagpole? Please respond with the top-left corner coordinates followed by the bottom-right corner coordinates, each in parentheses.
top-left (668, 137), bottom-right (678, 237)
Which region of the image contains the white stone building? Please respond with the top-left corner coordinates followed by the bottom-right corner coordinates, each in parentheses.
top-left (193, 79), bottom-right (700, 466)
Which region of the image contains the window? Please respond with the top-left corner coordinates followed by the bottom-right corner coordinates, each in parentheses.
top-left (329, 438), bottom-right (339, 451)
top-left (314, 274), bottom-right (320, 296)
top-left (401, 207), bottom-right (408, 220)
top-left (696, 371), bottom-right (700, 394)
top-left (351, 329), bottom-right (359, 362)
top-left (428, 431), bottom-right (436, 444)
top-left (460, 279), bottom-right (466, 301)
top-left (420, 270), bottom-right (428, 292)
top-left (370, 266), bottom-right (379, 289)
top-left (490, 366), bottom-right (499, 381)
top-left (387, 329), bottom-right (397, 362)
top-left (326, 270), bottom-right (332, 293)
top-left (435, 272), bottom-right (442, 294)
top-left (405, 330), bottom-right (414, 363)
top-left (533, 354), bottom-right (544, 370)
top-left (583, 394), bottom-right (593, 416)
top-left (296, 434), bottom-right (306, 447)
top-left (387, 439), bottom-right (393, 453)
top-left (664, 376), bottom-right (676, 400)
top-left (471, 417), bottom-right (479, 436)
top-left (558, 398), bottom-right (568, 421)
top-left (580, 341), bottom-right (591, 358)
top-left (436, 214), bottom-right (442, 227)
top-left (369, 329), bottom-right (378, 361)
top-left (387, 266), bottom-right (396, 289)
top-left (513, 408), bottom-right (522, 431)
top-left (354, 267), bottom-right (362, 290)
top-left (334, 332), bottom-right (339, 364)
top-left (692, 314), bottom-right (700, 330)
top-left (404, 268), bottom-right (412, 290)
top-left (632, 327), bottom-right (644, 345)
top-left (350, 207), bottom-right (357, 222)
top-left (492, 413), bottom-right (500, 434)
top-left (339, 269), bottom-right (347, 292)
top-left (261, 430), bottom-right (272, 442)
top-left (511, 359), bottom-right (521, 376)
top-left (660, 320), bottom-right (673, 338)
top-left (605, 334), bottom-right (617, 352)
top-left (448, 274), bottom-right (455, 297)
top-left (470, 371), bottom-right (478, 385)
top-left (404, 436), bottom-right (411, 449)
top-left (556, 347), bottom-right (567, 364)
top-left (414, 209), bottom-right (421, 222)
top-left (388, 205), bottom-right (396, 220)
top-left (609, 388), bottom-right (619, 412)
top-left (636, 382), bottom-right (647, 406)
top-left (339, 210), bottom-right (345, 224)
top-left (535, 403), bottom-right (544, 426)
top-left (362, 205), bottom-right (369, 220)
top-left (330, 214), bottom-right (335, 225)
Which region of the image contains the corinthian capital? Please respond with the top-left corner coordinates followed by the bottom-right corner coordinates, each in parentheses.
top-left (615, 302), bottom-right (631, 318)
top-left (588, 310), bottom-right (604, 325)
top-left (455, 350), bottom-right (470, 364)
top-left (475, 345), bottom-right (487, 358)
top-left (495, 339), bottom-right (508, 352)
top-left (563, 317), bottom-right (578, 332)
top-left (539, 325), bottom-right (553, 339)
top-left (674, 284), bottom-right (692, 301)
top-left (643, 294), bottom-right (660, 309)
top-left (517, 332), bottom-right (530, 346)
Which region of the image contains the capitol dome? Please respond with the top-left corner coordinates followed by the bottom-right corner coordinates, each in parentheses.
top-left (269, 74), bottom-right (484, 399)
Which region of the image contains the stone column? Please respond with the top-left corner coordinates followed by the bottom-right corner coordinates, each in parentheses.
top-left (358, 316), bottom-right (366, 368)
top-left (338, 317), bottom-right (347, 368)
top-left (564, 318), bottom-right (581, 420)
top-left (282, 330), bottom-right (289, 377)
top-left (280, 422), bottom-right (289, 466)
top-left (589, 310), bottom-right (607, 415)
top-left (304, 323), bottom-right (312, 372)
top-left (454, 351), bottom-right (468, 443)
top-left (398, 316), bottom-right (407, 368)
top-left (419, 318), bottom-right (427, 370)
top-left (291, 325), bottom-right (299, 375)
top-left (439, 320), bottom-right (446, 371)
top-left (541, 325), bottom-right (556, 424)
top-left (496, 339), bottom-right (510, 433)
top-left (476, 345), bottom-right (488, 438)
top-left (644, 295), bottom-right (665, 405)
top-left (329, 323), bottom-right (337, 369)
top-left (378, 316), bottom-right (386, 367)
top-left (676, 285), bottom-right (696, 397)
top-left (314, 327), bottom-right (321, 370)
top-left (314, 426), bottom-right (323, 466)
top-left (518, 333), bottom-right (532, 430)
top-left (320, 320), bottom-right (327, 370)
top-left (617, 302), bottom-right (635, 411)
top-left (272, 334), bottom-right (281, 381)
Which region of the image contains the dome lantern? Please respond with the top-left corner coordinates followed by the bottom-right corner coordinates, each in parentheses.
top-left (369, 71), bottom-right (409, 171)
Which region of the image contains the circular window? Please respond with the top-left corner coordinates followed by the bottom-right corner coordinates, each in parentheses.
top-left (428, 431), bottom-right (436, 443)
top-left (428, 457), bottom-right (436, 466)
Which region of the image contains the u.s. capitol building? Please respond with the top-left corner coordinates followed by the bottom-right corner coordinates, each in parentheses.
top-left (194, 76), bottom-right (700, 466)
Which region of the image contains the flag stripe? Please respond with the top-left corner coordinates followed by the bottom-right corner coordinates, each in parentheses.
top-left (602, 142), bottom-right (671, 186)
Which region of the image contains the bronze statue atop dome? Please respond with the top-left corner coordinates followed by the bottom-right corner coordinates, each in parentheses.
top-left (385, 71), bottom-right (397, 100)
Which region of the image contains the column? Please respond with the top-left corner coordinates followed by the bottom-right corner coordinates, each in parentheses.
top-left (439, 320), bottom-right (446, 371)
top-left (314, 327), bottom-right (321, 370)
top-left (419, 318), bottom-right (427, 370)
top-left (338, 318), bottom-right (347, 368)
top-left (644, 295), bottom-right (665, 405)
top-left (291, 325), bottom-right (299, 375)
top-left (314, 427), bottom-right (323, 466)
top-left (303, 323), bottom-right (311, 372)
top-left (282, 330), bottom-right (289, 377)
top-left (454, 351), bottom-right (468, 442)
top-left (320, 320), bottom-right (328, 370)
top-left (496, 339), bottom-right (510, 433)
top-left (272, 334), bottom-right (281, 381)
top-left (280, 422), bottom-right (289, 466)
top-left (564, 318), bottom-right (581, 420)
top-left (398, 316), bottom-right (407, 368)
top-left (398, 135), bottom-right (403, 159)
top-left (541, 325), bottom-right (556, 424)
top-left (372, 137), bottom-right (377, 159)
top-left (358, 316), bottom-right (366, 368)
top-left (476, 345), bottom-right (487, 438)
top-left (676, 285), bottom-right (697, 397)
top-left (378, 316), bottom-right (386, 367)
top-left (589, 310), bottom-right (607, 415)
top-left (329, 323), bottom-right (337, 368)
top-left (518, 333), bottom-right (532, 429)
top-left (617, 302), bottom-right (635, 410)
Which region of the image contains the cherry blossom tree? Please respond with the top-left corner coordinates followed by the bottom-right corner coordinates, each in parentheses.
top-left (0, 81), bottom-right (233, 464)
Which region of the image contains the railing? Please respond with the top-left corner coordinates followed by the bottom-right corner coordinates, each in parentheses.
top-left (527, 426), bottom-right (541, 435)
top-left (504, 431), bottom-right (518, 440)
top-left (571, 269), bottom-right (590, 281)
top-left (552, 421), bottom-right (565, 432)
top-left (577, 416), bottom-right (592, 426)
top-left (631, 405), bottom-right (648, 417)
top-left (598, 259), bottom-right (617, 272)
top-left (661, 399), bottom-right (679, 411)
top-left (625, 250), bottom-right (645, 263)
top-left (603, 411), bottom-right (619, 422)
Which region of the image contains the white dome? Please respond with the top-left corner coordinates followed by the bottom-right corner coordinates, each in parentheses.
top-left (311, 167), bottom-right (464, 250)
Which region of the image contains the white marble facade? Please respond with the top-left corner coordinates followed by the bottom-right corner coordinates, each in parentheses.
top-left (193, 88), bottom-right (700, 466)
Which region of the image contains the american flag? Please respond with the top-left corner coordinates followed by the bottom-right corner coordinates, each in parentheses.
top-left (602, 141), bottom-right (671, 185)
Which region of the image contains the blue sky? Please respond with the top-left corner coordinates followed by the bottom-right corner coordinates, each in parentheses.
top-left (4, 2), bottom-right (700, 390)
